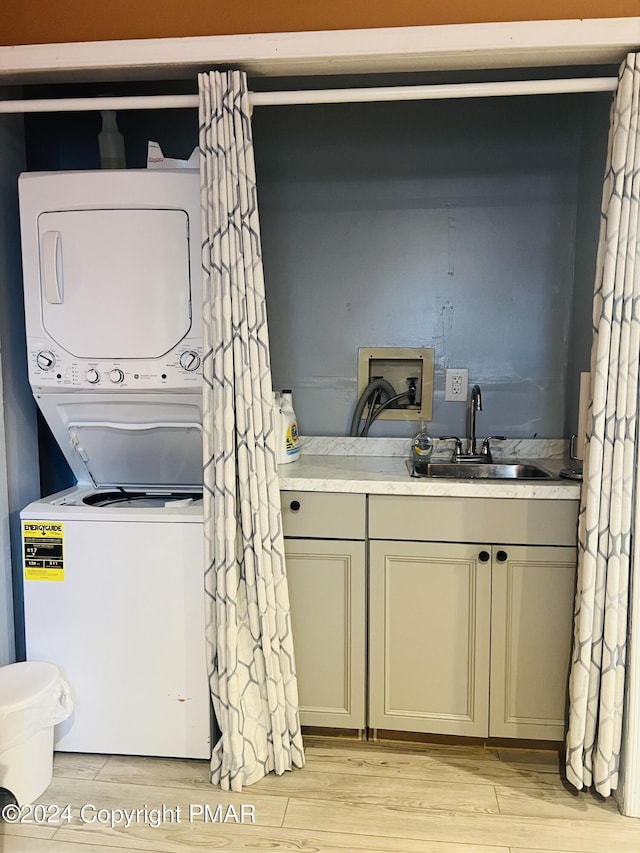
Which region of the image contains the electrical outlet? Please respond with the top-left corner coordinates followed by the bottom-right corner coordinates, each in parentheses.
top-left (445, 368), bottom-right (468, 402)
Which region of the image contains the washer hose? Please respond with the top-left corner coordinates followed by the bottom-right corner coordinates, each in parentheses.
top-left (349, 378), bottom-right (397, 436)
top-left (360, 389), bottom-right (413, 436)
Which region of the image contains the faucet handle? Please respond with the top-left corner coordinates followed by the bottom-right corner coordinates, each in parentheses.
top-left (481, 436), bottom-right (506, 463)
top-left (439, 436), bottom-right (463, 460)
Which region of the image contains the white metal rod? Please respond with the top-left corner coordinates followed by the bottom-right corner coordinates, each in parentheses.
top-left (250, 77), bottom-right (618, 106)
top-left (0, 77), bottom-right (617, 114)
top-left (0, 94), bottom-right (199, 113)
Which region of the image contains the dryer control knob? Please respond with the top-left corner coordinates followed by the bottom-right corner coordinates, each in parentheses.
top-left (179, 351), bottom-right (201, 372)
top-left (36, 351), bottom-right (55, 370)
top-left (109, 368), bottom-right (124, 384)
top-left (86, 369), bottom-right (100, 384)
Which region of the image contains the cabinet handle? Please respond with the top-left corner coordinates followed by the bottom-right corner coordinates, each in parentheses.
top-left (289, 500), bottom-right (301, 512)
top-left (478, 550), bottom-right (490, 562)
top-left (496, 550), bottom-right (508, 562)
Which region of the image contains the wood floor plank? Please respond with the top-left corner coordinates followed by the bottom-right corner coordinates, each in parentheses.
top-left (252, 767), bottom-right (500, 813)
top-left (52, 820), bottom-right (511, 853)
top-left (496, 748), bottom-right (561, 769)
top-left (495, 784), bottom-right (626, 822)
top-left (33, 776), bottom-right (287, 828)
top-left (512, 850), bottom-right (603, 853)
top-left (303, 745), bottom-right (566, 790)
top-left (95, 755), bottom-right (209, 789)
top-left (304, 735), bottom-right (502, 761)
top-left (283, 797), bottom-right (640, 852)
top-left (0, 824), bottom-right (58, 841)
top-left (97, 748), bottom-right (555, 803)
top-left (53, 753), bottom-right (110, 781)
top-left (0, 836), bottom-right (154, 852)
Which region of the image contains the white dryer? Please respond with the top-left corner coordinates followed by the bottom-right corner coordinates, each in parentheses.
top-left (18, 170), bottom-right (211, 758)
top-left (18, 169), bottom-right (204, 481)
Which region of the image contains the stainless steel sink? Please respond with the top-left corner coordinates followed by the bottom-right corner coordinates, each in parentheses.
top-left (408, 460), bottom-right (553, 480)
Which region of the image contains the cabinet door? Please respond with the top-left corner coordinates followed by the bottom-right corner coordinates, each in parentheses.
top-left (285, 538), bottom-right (366, 729)
top-left (489, 545), bottom-right (576, 740)
top-left (369, 540), bottom-right (491, 736)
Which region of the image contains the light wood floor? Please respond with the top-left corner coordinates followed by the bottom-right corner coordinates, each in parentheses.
top-left (2, 736), bottom-right (640, 852)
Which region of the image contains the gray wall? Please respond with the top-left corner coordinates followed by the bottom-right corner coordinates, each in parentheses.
top-left (0, 103), bottom-right (40, 663)
top-left (254, 93), bottom-right (609, 439)
top-left (19, 83), bottom-right (609, 445)
top-left (564, 91), bottom-right (612, 438)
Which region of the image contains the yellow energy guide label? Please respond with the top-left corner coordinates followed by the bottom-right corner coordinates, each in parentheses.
top-left (23, 521), bottom-right (65, 581)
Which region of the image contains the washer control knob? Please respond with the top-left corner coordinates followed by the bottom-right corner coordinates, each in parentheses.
top-left (109, 368), bottom-right (124, 384)
top-left (36, 351), bottom-right (55, 370)
top-left (179, 350), bottom-right (201, 372)
top-left (86, 369), bottom-right (100, 384)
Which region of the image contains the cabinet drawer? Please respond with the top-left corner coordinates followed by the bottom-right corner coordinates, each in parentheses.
top-left (281, 491), bottom-right (366, 540)
top-left (369, 495), bottom-right (578, 546)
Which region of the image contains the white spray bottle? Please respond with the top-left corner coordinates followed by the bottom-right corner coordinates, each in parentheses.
top-left (276, 389), bottom-right (300, 464)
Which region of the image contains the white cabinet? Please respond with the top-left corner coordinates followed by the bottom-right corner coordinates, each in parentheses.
top-left (282, 491), bottom-right (366, 730)
top-left (281, 489), bottom-right (578, 741)
top-left (368, 495), bottom-right (578, 741)
top-left (489, 544), bottom-right (576, 740)
top-left (369, 540), bottom-right (491, 736)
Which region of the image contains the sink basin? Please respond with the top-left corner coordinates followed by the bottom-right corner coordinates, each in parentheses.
top-left (408, 461), bottom-right (553, 480)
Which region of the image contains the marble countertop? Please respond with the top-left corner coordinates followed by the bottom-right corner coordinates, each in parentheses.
top-left (277, 437), bottom-right (582, 500)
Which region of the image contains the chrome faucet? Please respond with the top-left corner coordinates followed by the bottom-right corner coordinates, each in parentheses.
top-left (469, 384), bottom-right (482, 456)
top-left (440, 383), bottom-right (498, 463)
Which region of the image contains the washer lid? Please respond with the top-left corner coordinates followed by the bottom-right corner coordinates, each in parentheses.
top-left (38, 208), bottom-right (192, 359)
top-left (68, 421), bottom-right (203, 489)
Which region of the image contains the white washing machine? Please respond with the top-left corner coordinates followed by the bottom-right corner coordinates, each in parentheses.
top-left (18, 170), bottom-right (211, 758)
top-left (22, 486), bottom-right (208, 758)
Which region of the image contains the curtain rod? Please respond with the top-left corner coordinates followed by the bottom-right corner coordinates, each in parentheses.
top-left (0, 76), bottom-right (618, 114)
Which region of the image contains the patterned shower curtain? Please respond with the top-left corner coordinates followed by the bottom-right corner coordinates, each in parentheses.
top-left (565, 53), bottom-right (640, 798)
top-left (198, 69), bottom-right (304, 792)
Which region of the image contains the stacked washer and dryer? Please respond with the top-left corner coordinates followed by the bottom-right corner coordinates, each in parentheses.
top-left (18, 170), bottom-right (211, 759)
